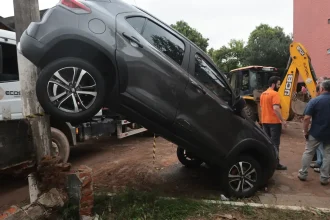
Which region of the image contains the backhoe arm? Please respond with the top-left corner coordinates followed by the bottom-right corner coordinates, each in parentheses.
top-left (278, 42), bottom-right (317, 121)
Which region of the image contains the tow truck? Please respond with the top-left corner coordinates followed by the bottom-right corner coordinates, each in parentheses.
top-left (0, 29), bottom-right (150, 174)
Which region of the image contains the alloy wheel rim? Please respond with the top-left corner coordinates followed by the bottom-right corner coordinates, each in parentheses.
top-left (47, 67), bottom-right (97, 113)
top-left (228, 161), bottom-right (257, 193)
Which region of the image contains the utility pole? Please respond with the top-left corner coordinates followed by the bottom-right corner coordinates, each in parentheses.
top-left (13, 0), bottom-right (52, 202)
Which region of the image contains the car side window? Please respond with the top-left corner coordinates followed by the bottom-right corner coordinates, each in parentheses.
top-left (193, 54), bottom-right (232, 102)
top-left (0, 42), bottom-right (19, 83)
top-left (141, 19), bottom-right (185, 65)
top-left (126, 16), bottom-right (146, 34)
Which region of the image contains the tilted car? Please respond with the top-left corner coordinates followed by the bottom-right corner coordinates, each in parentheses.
top-left (18, 0), bottom-right (277, 198)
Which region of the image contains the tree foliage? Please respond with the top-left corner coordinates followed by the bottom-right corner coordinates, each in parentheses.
top-left (208, 39), bottom-right (245, 72)
top-left (171, 20), bottom-right (209, 52)
top-left (243, 24), bottom-right (292, 71)
top-left (170, 21), bottom-right (292, 74)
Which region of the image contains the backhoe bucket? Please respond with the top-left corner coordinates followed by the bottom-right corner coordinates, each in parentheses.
top-left (291, 99), bottom-right (308, 116)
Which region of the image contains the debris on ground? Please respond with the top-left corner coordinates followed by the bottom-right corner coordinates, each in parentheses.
top-left (37, 156), bottom-right (72, 193)
top-left (0, 188), bottom-right (67, 220)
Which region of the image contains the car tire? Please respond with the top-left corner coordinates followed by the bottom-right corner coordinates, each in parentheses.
top-left (51, 127), bottom-right (70, 163)
top-left (36, 57), bottom-right (106, 123)
top-left (177, 147), bottom-right (203, 168)
top-left (222, 155), bottom-right (262, 198)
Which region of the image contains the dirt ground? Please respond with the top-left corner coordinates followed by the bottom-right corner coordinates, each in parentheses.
top-left (1, 120), bottom-right (330, 212)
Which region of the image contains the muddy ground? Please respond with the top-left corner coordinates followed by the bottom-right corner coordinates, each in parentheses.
top-left (1, 121), bottom-right (330, 212)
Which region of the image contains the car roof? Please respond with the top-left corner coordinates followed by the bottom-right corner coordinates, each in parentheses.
top-left (230, 65), bottom-right (277, 72)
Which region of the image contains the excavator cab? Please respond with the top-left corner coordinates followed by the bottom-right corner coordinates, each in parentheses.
top-left (228, 66), bottom-right (282, 122)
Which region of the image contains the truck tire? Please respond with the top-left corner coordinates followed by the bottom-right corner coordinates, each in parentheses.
top-left (51, 127), bottom-right (70, 163)
top-left (243, 102), bottom-right (258, 122)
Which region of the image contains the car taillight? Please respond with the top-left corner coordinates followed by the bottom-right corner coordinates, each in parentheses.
top-left (60, 0), bottom-right (91, 13)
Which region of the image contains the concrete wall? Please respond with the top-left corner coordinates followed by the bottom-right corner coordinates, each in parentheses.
top-left (293, 0), bottom-right (330, 78)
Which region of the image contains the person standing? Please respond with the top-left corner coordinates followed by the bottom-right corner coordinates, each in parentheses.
top-left (260, 76), bottom-right (287, 170)
top-left (309, 77), bottom-right (328, 172)
top-left (298, 80), bottom-right (330, 185)
top-left (310, 84), bottom-right (324, 172)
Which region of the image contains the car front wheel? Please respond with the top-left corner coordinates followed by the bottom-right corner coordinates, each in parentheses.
top-left (222, 155), bottom-right (262, 198)
top-left (36, 57), bottom-right (106, 123)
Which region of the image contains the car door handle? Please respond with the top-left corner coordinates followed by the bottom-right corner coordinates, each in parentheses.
top-left (122, 32), bottom-right (143, 48)
top-left (190, 80), bottom-right (206, 94)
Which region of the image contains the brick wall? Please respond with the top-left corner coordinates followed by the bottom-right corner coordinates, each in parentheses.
top-left (293, 0), bottom-right (330, 78)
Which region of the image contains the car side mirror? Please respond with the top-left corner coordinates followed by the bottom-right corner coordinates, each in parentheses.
top-left (0, 44), bottom-right (3, 74)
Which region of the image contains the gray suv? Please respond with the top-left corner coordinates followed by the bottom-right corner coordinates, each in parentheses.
top-left (19, 0), bottom-right (277, 198)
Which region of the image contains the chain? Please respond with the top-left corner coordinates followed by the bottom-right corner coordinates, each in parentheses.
top-left (153, 133), bottom-right (156, 167)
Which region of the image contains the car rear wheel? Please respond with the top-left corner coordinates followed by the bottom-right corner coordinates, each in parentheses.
top-left (36, 57), bottom-right (106, 123)
top-left (222, 155), bottom-right (262, 198)
top-left (177, 147), bottom-right (203, 168)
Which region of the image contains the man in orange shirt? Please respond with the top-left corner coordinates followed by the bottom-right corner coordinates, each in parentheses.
top-left (260, 76), bottom-right (287, 170)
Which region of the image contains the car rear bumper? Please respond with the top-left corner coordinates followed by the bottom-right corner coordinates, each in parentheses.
top-left (19, 30), bottom-right (46, 67)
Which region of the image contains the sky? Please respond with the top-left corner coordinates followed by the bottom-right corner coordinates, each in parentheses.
top-left (0, 0), bottom-right (293, 50)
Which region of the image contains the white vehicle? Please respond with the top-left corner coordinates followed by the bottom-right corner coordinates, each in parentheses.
top-left (0, 29), bottom-right (148, 173)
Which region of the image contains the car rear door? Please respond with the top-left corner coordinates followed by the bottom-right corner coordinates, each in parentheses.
top-left (174, 47), bottom-right (244, 162)
top-left (115, 12), bottom-right (190, 127)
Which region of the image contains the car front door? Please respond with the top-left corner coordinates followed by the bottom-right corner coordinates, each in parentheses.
top-left (115, 12), bottom-right (190, 127)
top-left (174, 48), bottom-right (244, 162)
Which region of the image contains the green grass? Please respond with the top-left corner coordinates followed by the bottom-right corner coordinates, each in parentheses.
top-left (60, 189), bottom-right (330, 220)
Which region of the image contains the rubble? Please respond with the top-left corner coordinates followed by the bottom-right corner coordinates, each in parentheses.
top-left (0, 188), bottom-right (67, 220)
top-left (37, 188), bottom-right (66, 208)
top-left (0, 162), bottom-right (95, 220)
top-left (37, 156), bottom-right (72, 193)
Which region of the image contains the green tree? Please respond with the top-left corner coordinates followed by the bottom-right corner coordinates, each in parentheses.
top-left (171, 20), bottom-right (209, 52)
top-left (208, 39), bottom-right (245, 72)
top-left (243, 24), bottom-right (292, 71)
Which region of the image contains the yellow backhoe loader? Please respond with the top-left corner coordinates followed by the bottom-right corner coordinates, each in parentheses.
top-left (228, 42), bottom-right (318, 122)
